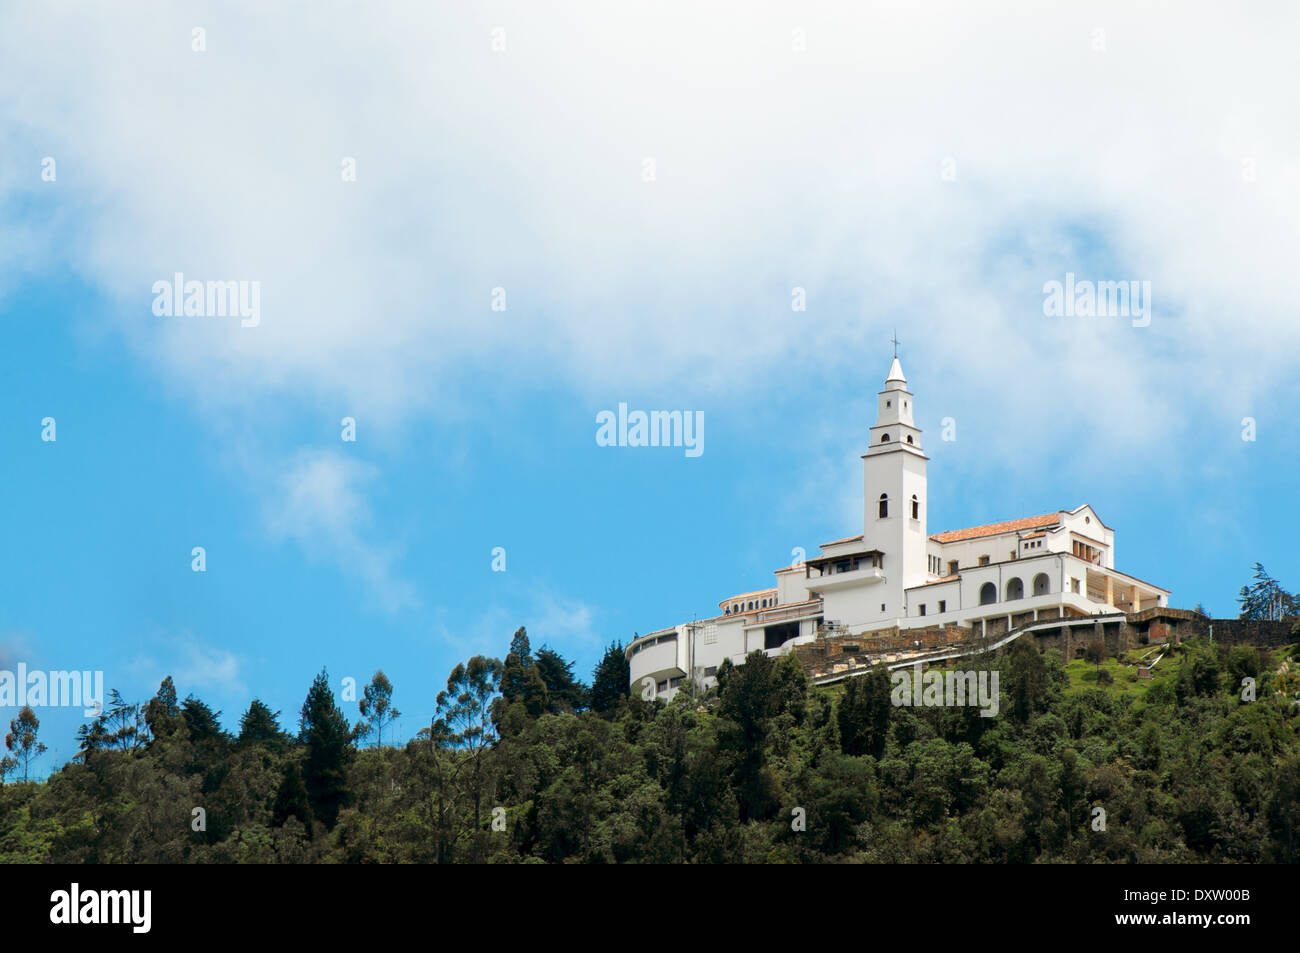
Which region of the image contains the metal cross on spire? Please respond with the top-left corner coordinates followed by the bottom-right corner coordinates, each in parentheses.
top-left (890, 329), bottom-right (900, 358)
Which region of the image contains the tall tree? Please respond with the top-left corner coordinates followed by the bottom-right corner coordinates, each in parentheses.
top-left (1238, 563), bottom-right (1297, 620)
top-left (356, 670), bottom-right (400, 748)
top-left (238, 699), bottom-right (286, 748)
top-left (181, 696), bottom-right (225, 743)
top-left (1004, 639), bottom-right (1051, 723)
top-left (76, 689), bottom-right (146, 757)
top-left (144, 675), bottom-right (181, 739)
top-left (534, 647), bottom-right (588, 713)
top-left (715, 652), bottom-right (789, 820)
top-left (430, 656), bottom-right (503, 861)
top-left (837, 666), bottom-right (892, 759)
top-left (498, 626), bottom-right (548, 721)
top-left (590, 641), bottom-right (630, 715)
top-left (507, 627), bottom-right (531, 663)
top-left (4, 707), bottom-right (47, 782)
top-left (298, 669), bottom-right (353, 829)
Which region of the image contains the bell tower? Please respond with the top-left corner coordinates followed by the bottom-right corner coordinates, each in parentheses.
top-left (863, 349), bottom-right (928, 611)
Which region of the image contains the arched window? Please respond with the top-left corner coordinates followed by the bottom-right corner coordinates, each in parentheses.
top-left (979, 582), bottom-right (997, 605)
top-left (1033, 573), bottom-right (1050, 596)
top-left (881, 433), bottom-right (890, 442)
top-left (1006, 577), bottom-right (1024, 601)
top-left (911, 495), bottom-right (919, 519)
top-left (878, 493), bottom-right (889, 519)
top-left (906, 435), bottom-right (913, 444)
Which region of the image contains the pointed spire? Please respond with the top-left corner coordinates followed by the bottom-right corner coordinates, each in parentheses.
top-left (886, 356), bottom-right (906, 384)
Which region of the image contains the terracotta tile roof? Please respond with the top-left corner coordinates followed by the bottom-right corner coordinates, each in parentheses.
top-left (922, 574), bottom-right (960, 585)
top-left (820, 534), bottom-right (863, 547)
top-left (720, 587), bottom-right (777, 603)
top-left (929, 513), bottom-right (1059, 544)
top-left (774, 564), bottom-right (805, 573)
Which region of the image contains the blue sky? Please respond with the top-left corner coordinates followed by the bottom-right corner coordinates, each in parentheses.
top-left (2, 1), bottom-right (1298, 772)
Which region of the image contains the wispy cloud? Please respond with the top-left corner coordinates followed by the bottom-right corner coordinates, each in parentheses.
top-left (431, 588), bottom-right (600, 661)
top-left (128, 636), bottom-right (246, 698)
top-left (264, 450), bottom-right (417, 613)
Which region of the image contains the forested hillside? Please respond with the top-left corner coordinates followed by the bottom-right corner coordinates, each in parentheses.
top-left (2, 628), bottom-right (1299, 864)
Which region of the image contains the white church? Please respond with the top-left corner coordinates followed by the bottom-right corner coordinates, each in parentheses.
top-left (627, 354), bottom-right (1170, 698)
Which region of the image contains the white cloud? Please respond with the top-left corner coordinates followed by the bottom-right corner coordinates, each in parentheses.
top-left (1, 0), bottom-right (1297, 471)
top-left (431, 589), bottom-right (599, 661)
top-left (264, 450), bottom-right (417, 612)
top-left (128, 637), bottom-right (246, 698)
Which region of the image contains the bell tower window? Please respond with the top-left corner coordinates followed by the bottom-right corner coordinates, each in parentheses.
top-left (878, 494), bottom-right (888, 519)
top-left (911, 495), bottom-right (919, 519)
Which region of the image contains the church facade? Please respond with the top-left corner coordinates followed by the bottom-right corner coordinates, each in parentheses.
top-left (627, 355), bottom-right (1170, 699)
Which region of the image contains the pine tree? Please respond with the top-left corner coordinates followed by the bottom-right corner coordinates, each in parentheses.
top-left (499, 626), bottom-right (548, 720)
top-left (238, 699), bottom-right (285, 748)
top-left (298, 669), bottom-right (353, 829)
top-left (590, 641), bottom-right (630, 715)
top-left (144, 675), bottom-right (181, 739)
top-left (181, 696), bottom-right (224, 743)
top-left (534, 647), bottom-right (588, 712)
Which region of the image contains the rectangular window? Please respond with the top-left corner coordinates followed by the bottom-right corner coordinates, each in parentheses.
top-left (702, 625), bottom-right (718, 645)
top-left (938, 600), bottom-right (946, 612)
top-left (979, 555), bottom-right (990, 566)
top-left (948, 560), bottom-right (958, 575)
top-left (919, 604), bottom-right (926, 616)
